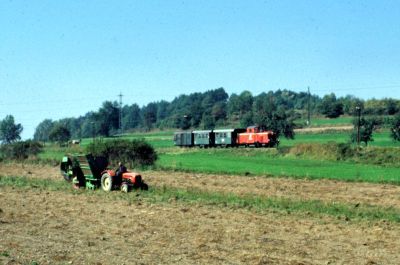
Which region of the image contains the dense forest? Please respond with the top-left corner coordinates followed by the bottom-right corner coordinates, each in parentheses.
top-left (33, 88), bottom-right (400, 141)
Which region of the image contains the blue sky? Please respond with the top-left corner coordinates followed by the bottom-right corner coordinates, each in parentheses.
top-left (1, 0), bottom-right (400, 139)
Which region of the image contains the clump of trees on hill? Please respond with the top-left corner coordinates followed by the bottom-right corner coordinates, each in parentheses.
top-left (0, 115), bottom-right (43, 160)
top-left (0, 115), bottom-right (23, 144)
top-left (33, 88), bottom-right (400, 142)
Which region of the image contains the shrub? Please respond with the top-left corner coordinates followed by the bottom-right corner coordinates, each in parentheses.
top-left (350, 116), bottom-right (382, 146)
top-left (288, 142), bottom-right (355, 161)
top-left (0, 140), bottom-right (43, 160)
top-left (287, 142), bottom-right (400, 166)
top-left (354, 147), bottom-right (400, 167)
top-left (390, 114), bottom-right (400, 141)
top-left (86, 139), bottom-right (157, 168)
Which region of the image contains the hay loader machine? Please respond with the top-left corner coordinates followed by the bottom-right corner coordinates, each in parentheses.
top-left (60, 154), bottom-right (148, 192)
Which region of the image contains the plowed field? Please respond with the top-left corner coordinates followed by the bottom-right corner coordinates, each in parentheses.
top-left (1, 163), bottom-right (399, 264)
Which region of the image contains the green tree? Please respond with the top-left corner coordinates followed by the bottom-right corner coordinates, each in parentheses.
top-left (228, 91), bottom-right (253, 119)
top-left (390, 114), bottom-right (400, 141)
top-left (96, 101), bottom-right (120, 136)
top-left (240, 112), bottom-right (253, 127)
top-left (340, 95), bottom-right (364, 115)
top-left (34, 119), bottom-right (54, 142)
top-left (80, 112), bottom-right (96, 138)
top-left (156, 100), bottom-right (170, 122)
top-left (201, 111), bottom-right (215, 129)
top-left (49, 124), bottom-right (71, 144)
top-left (351, 117), bottom-right (381, 146)
top-left (364, 99), bottom-right (386, 115)
top-left (122, 104), bottom-right (141, 130)
top-left (180, 115), bottom-right (191, 130)
top-left (384, 98), bottom-right (399, 115)
top-left (0, 115), bottom-right (23, 144)
top-left (252, 93), bottom-right (296, 139)
top-left (211, 102), bottom-right (227, 124)
top-left (318, 93), bottom-right (344, 118)
top-left (142, 102), bottom-right (158, 130)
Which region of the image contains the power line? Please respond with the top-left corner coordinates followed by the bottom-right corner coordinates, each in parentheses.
top-left (118, 92), bottom-right (123, 133)
top-left (1, 84), bottom-right (398, 107)
top-left (2, 84), bottom-right (399, 115)
top-left (312, 84), bottom-right (400, 92)
top-left (307, 86), bottom-right (311, 126)
top-left (0, 97), bottom-right (106, 107)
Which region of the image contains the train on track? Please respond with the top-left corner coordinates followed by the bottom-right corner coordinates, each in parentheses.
top-left (174, 126), bottom-right (278, 148)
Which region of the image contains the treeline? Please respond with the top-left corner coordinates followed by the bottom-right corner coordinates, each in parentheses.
top-left (33, 88), bottom-right (400, 141)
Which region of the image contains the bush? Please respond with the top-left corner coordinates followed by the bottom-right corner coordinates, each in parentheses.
top-left (390, 114), bottom-right (400, 141)
top-left (350, 117), bottom-right (381, 146)
top-left (0, 140), bottom-right (43, 160)
top-left (86, 139), bottom-right (157, 168)
top-left (356, 147), bottom-right (400, 166)
top-left (288, 142), bottom-right (355, 161)
top-left (287, 142), bottom-right (400, 166)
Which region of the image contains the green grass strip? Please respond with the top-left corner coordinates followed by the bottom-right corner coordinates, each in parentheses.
top-left (157, 150), bottom-right (400, 185)
top-left (1, 175), bottom-right (399, 223)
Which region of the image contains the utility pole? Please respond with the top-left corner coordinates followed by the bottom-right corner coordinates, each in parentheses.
top-left (307, 86), bottom-right (311, 126)
top-left (91, 122), bottom-right (95, 144)
top-left (356, 106), bottom-right (361, 147)
top-left (118, 92), bottom-right (123, 135)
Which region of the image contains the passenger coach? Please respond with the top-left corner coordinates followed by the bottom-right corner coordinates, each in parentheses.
top-left (214, 128), bottom-right (246, 147)
top-left (193, 130), bottom-right (214, 147)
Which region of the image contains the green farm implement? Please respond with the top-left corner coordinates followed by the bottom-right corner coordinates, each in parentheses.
top-left (60, 154), bottom-right (148, 192)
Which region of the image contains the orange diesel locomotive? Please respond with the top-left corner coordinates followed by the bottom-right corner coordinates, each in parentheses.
top-left (237, 126), bottom-right (277, 147)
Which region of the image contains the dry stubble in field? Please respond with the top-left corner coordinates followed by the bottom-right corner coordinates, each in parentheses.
top-left (0, 163), bottom-right (399, 264)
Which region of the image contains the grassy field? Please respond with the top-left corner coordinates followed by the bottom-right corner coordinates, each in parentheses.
top-left (157, 148), bottom-right (400, 184)
top-left (297, 116), bottom-right (354, 127)
top-left (38, 144), bottom-right (83, 161)
top-left (79, 131), bottom-right (174, 149)
top-left (281, 130), bottom-right (400, 147)
top-left (297, 115), bottom-right (393, 127)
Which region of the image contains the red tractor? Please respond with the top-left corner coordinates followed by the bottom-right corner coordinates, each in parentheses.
top-left (100, 169), bottom-right (148, 193)
top-left (60, 154), bottom-right (148, 192)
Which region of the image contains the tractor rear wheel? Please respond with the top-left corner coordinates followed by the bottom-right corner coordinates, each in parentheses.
top-left (141, 182), bottom-right (149, 190)
top-left (101, 173), bottom-right (113, 192)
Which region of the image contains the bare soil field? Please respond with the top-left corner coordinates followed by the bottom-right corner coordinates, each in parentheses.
top-left (2, 163), bottom-right (399, 208)
top-left (145, 171), bottom-right (400, 209)
top-left (1, 163), bottom-right (400, 264)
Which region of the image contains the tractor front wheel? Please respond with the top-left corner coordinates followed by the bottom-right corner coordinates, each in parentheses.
top-left (121, 183), bottom-right (129, 193)
top-left (101, 173), bottom-right (113, 192)
top-left (72, 177), bottom-right (80, 189)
